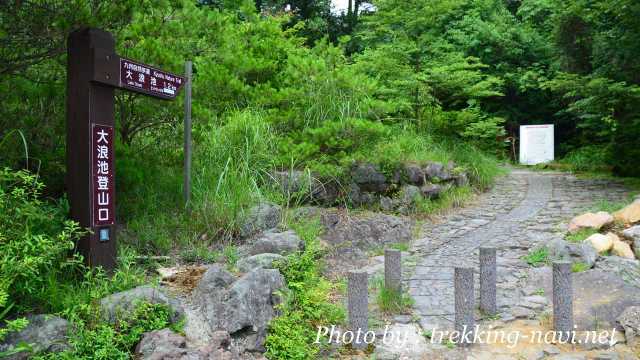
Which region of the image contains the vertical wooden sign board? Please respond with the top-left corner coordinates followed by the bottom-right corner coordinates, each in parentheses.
top-left (67, 28), bottom-right (184, 269)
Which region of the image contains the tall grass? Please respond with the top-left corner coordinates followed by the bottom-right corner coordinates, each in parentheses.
top-left (192, 111), bottom-right (276, 240)
top-left (361, 125), bottom-right (504, 190)
top-left (445, 140), bottom-right (505, 190)
top-left (560, 145), bottom-right (611, 173)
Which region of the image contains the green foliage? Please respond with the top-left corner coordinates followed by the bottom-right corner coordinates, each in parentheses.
top-left (389, 243), bottom-right (409, 252)
top-left (33, 302), bottom-right (175, 360)
top-left (523, 247), bottom-right (549, 267)
top-left (415, 186), bottom-right (475, 215)
top-left (571, 262), bottom-right (590, 273)
top-left (276, 118), bottom-right (389, 179)
top-left (559, 146), bottom-right (611, 173)
top-left (565, 228), bottom-right (598, 244)
top-left (590, 199), bottom-right (628, 214)
top-left (0, 168), bottom-right (150, 357)
top-left (265, 217), bottom-right (345, 359)
top-left (193, 111), bottom-right (276, 240)
top-left (0, 168), bottom-right (83, 320)
top-left (373, 276), bottom-right (414, 315)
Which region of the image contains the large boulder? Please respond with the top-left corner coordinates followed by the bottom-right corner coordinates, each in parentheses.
top-left (596, 256), bottom-right (640, 288)
top-left (135, 328), bottom-right (237, 360)
top-left (192, 266), bottom-right (285, 352)
top-left (586, 233), bottom-right (615, 253)
top-left (236, 253), bottom-right (285, 273)
top-left (0, 315), bottom-right (70, 359)
top-left (614, 200), bottom-right (640, 224)
top-left (249, 230), bottom-right (303, 256)
top-left (100, 285), bottom-right (184, 323)
top-left (529, 267), bottom-right (640, 330)
top-left (612, 238), bottom-right (636, 259)
top-left (320, 210), bottom-right (414, 260)
top-left (239, 202), bottom-right (282, 238)
top-left (568, 212), bottom-right (614, 233)
top-left (351, 162), bottom-right (388, 193)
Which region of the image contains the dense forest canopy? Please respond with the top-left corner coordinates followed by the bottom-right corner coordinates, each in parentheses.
top-left (2, 0), bottom-right (640, 358)
top-left (2, 0), bottom-right (639, 188)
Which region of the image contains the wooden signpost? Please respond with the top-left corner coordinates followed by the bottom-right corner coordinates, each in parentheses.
top-left (66, 28), bottom-right (184, 269)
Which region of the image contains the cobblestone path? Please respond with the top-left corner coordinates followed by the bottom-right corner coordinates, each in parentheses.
top-left (407, 169), bottom-right (631, 331)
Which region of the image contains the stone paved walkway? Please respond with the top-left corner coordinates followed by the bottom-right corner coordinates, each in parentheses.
top-left (406, 169), bottom-right (631, 332)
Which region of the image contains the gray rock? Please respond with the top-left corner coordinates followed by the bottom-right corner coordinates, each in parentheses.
top-left (135, 328), bottom-right (236, 360)
top-left (420, 183), bottom-right (444, 199)
top-left (578, 242), bottom-right (598, 268)
top-left (192, 268), bottom-right (285, 352)
top-left (596, 256), bottom-right (640, 288)
top-left (239, 202), bottom-right (282, 238)
top-left (0, 315), bottom-right (69, 359)
top-left (528, 267), bottom-right (640, 330)
top-left (424, 162), bottom-right (445, 181)
top-left (398, 185), bottom-right (421, 206)
top-left (249, 230), bottom-right (303, 255)
top-left (100, 285), bottom-right (184, 323)
top-left (548, 238), bottom-right (570, 259)
top-left (403, 164), bottom-right (425, 185)
top-left (547, 238), bottom-right (596, 268)
top-left (380, 196), bottom-right (394, 211)
top-left (522, 348), bottom-right (544, 360)
top-left (351, 162), bottom-right (388, 192)
top-left (616, 306), bottom-right (640, 346)
top-left (424, 161), bottom-right (455, 181)
top-left (511, 306), bottom-right (535, 319)
top-left (193, 264), bottom-right (236, 294)
top-left (236, 253), bottom-right (285, 272)
top-left (393, 315), bottom-right (413, 324)
top-left (320, 210), bottom-right (414, 259)
top-left (622, 226), bottom-right (640, 258)
top-left (348, 182), bottom-right (377, 206)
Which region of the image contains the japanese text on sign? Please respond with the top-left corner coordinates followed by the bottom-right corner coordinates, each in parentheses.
top-left (92, 125), bottom-right (115, 226)
top-left (120, 58), bottom-right (184, 99)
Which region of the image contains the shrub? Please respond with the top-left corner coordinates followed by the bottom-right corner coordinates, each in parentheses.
top-left (523, 247), bottom-right (549, 267)
top-left (0, 168), bottom-right (84, 341)
top-left (373, 275), bottom-right (414, 314)
top-left (275, 118), bottom-right (389, 179)
top-left (193, 111), bottom-right (276, 239)
top-left (33, 302), bottom-right (176, 359)
top-left (265, 217), bottom-right (345, 359)
top-left (560, 146), bottom-right (611, 173)
top-left (565, 228), bottom-right (597, 243)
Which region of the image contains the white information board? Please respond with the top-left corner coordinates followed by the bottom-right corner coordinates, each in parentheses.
top-left (519, 125), bottom-right (554, 165)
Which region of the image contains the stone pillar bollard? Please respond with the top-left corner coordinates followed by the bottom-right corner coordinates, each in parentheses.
top-left (479, 247), bottom-right (497, 315)
top-left (384, 249), bottom-right (402, 294)
top-left (455, 267), bottom-right (475, 347)
top-left (348, 270), bottom-right (368, 349)
top-left (553, 261), bottom-right (573, 336)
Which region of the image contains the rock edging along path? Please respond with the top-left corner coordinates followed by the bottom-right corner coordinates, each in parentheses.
top-left (407, 169), bottom-right (630, 331)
